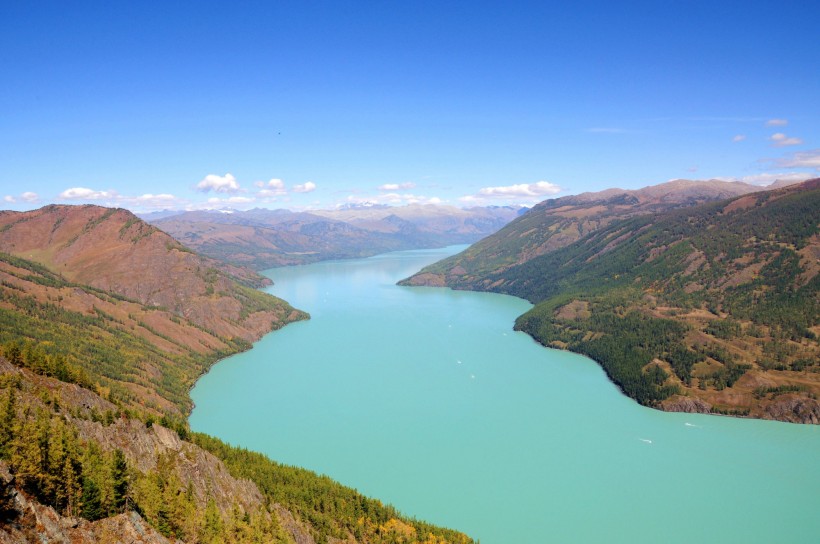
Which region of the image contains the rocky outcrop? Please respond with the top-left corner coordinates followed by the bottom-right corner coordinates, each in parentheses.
top-left (764, 396), bottom-right (820, 425)
top-left (0, 462), bottom-right (170, 544)
top-left (274, 504), bottom-right (317, 544)
top-left (74, 418), bottom-right (267, 515)
top-left (661, 396), bottom-right (712, 414)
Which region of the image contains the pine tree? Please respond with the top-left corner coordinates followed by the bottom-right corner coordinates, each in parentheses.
top-left (11, 407), bottom-right (49, 501)
top-left (56, 424), bottom-right (83, 517)
top-left (81, 478), bottom-right (103, 520)
top-left (2, 342), bottom-right (22, 366)
top-left (0, 387), bottom-right (16, 458)
top-left (110, 448), bottom-right (129, 514)
top-left (201, 497), bottom-right (224, 543)
top-left (0, 476), bottom-right (16, 522)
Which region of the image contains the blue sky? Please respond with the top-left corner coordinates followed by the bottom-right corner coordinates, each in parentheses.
top-left (2, 1), bottom-right (819, 212)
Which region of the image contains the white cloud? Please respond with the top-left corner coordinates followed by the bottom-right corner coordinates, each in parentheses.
top-left (770, 133), bottom-right (803, 147)
top-left (481, 181), bottom-right (561, 197)
top-left (59, 187), bottom-right (117, 200)
top-left (253, 178), bottom-right (288, 200)
top-left (732, 134), bottom-right (746, 142)
top-left (112, 193), bottom-right (184, 211)
top-left (135, 193), bottom-right (175, 202)
top-left (777, 149), bottom-right (820, 169)
top-left (378, 182), bottom-right (416, 191)
top-left (54, 187), bottom-right (182, 210)
top-left (196, 173), bottom-right (240, 193)
top-left (2, 192), bottom-right (39, 206)
top-left (51, 181), bottom-right (265, 212)
top-left (464, 181), bottom-right (561, 198)
top-left (766, 118), bottom-right (788, 126)
top-left (460, 181), bottom-right (562, 205)
top-left (263, 178), bottom-right (286, 194)
top-left (293, 181), bottom-right (316, 193)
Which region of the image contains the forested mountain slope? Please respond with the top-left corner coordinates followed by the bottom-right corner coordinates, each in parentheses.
top-left (404, 180), bottom-right (820, 423)
top-left (403, 179), bottom-right (765, 289)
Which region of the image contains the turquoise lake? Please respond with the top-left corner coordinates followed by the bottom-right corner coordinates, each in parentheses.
top-left (190, 246), bottom-right (820, 543)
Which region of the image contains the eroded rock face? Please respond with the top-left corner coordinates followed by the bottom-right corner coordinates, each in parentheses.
top-left (73, 415), bottom-right (266, 517)
top-left (274, 504), bottom-right (317, 544)
top-left (764, 396), bottom-right (820, 425)
top-left (661, 396), bottom-right (712, 414)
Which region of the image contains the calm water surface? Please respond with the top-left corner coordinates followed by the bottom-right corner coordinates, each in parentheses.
top-left (190, 246), bottom-right (820, 543)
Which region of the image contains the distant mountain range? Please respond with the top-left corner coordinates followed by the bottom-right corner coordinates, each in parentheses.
top-left (143, 204), bottom-right (525, 269)
top-left (403, 179), bottom-right (820, 423)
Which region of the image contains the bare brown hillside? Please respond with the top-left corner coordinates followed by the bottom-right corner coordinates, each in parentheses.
top-left (0, 205), bottom-right (298, 341)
